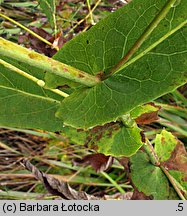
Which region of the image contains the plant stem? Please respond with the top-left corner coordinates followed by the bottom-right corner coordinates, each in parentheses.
top-left (86, 0), bottom-right (95, 25)
top-left (0, 58), bottom-right (69, 98)
top-left (0, 12), bottom-right (58, 51)
top-left (64, 0), bottom-right (101, 37)
top-left (143, 139), bottom-right (160, 166)
top-left (0, 37), bottom-right (100, 87)
top-left (52, 0), bottom-right (58, 38)
top-left (105, 0), bottom-right (178, 78)
top-left (0, 141), bottom-right (21, 154)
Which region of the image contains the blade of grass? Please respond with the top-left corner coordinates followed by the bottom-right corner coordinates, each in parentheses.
top-left (101, 171), bottom-right (125, 193)
top-left (0, 141), bottom-right (21, 155)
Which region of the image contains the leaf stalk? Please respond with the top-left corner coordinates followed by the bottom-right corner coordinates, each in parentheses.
top-left (105, 0), bottom-right (178, 78)
top-left (0, 37), bottom-right (101, 87)
top-left (0, 58), bottom-right (69, 98)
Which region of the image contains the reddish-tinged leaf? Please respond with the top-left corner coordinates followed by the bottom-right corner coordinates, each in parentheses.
top-left (155, 130), bottom-right (187, 181)
top-left (72, 153), bottom-right (113, 173)
top-left (132, 103), bottom-right (161, 125)
top-left (162, 143), bottom-right (187, 181)
top-left (27, 27), bottom-right (57, 57)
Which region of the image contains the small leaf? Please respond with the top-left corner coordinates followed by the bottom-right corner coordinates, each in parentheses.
top-left (61, 123), bottom-right (143, 157)
top-left (72, 153), bottom-right (113, 173)
top-left (155, 130), bottom-right (179, 162)
top-left (154, 130), bottom-right (187, 198)
top-left (155, 130), bottom-right (187, 181)
top-left (130, 151), bottom-right (170, 200)
top-left (169, 170), bottom-right (187, 191)
top-left (130, 102), bottom-right (161, 125)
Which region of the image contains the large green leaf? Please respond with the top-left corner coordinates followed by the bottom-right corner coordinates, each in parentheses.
top-left (130, 151), bottom-right (170, 199)
top-left (54, 0), bottom-right (187, 129)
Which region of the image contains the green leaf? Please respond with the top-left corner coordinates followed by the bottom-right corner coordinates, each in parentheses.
top-left (131, 151), bottom-right (170, 199)
top-left (61, 123), bottom-right (143, 157)
top-left (0, 57), bottom-right (63, 131)
top-left (61, 127), bottom-right (87, 146)
top-left (0, 86), bottom-right (63, 131)
top-left (38, 0), bottom-right (56, 29)
top-left (44, 72), bottom-right (81, 89)
top-left (54, 0), bottom-right (187, 129)
top-left (96, 124), bottom-right (143, 157)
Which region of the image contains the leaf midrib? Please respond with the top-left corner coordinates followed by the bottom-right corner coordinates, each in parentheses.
top-left (100, 0), bottom-right (185, 80)
top-left (116, 19), bottom-right (187, 74)
top-left (0, 85), bottom-right (61, 103)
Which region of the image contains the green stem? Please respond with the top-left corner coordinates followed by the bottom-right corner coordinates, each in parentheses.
top-left (64, 0), bottom-right (101, 37)
top-left (86, 0), bottom-right (95, 25)
top-left (143, 139), bottom-right (160, 166)
top-left (0, 13), bottom-right (58, 51)
top-left (53, 0), bottom-right (58, 38)
top-left (113, 18), bottom-right (187, 75)
top-left (0, 37), bottom-right (100, 87)
top-left (0, 58), bottom-right (69, 98)
top-left (105, 0), bottom-right (178, 78)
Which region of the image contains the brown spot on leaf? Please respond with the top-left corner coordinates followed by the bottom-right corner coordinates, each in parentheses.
top-left (78, 74), bottom-right (85, 78)
top-left (28, 53), bottom-right (35, 59)
top-left (85, 122), bottom-right (120, 149)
